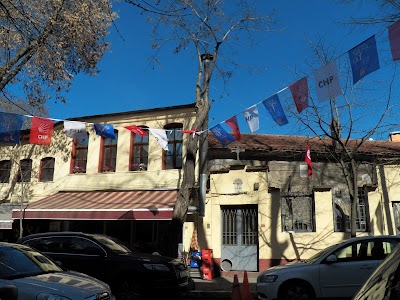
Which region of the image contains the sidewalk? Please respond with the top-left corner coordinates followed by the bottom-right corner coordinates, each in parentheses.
top-left (185, 271), bottom-right (258, 299)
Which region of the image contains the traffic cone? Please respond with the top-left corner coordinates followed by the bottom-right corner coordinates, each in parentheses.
top-left (242, 271), bottom-right (252, 300)
top-left (231, 274), bottom-right (242, 300)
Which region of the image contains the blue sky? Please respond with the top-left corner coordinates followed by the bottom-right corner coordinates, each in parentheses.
top-left (48, 1), bottom-right (394, 138)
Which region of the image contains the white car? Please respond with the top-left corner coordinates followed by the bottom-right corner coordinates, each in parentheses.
top-left (0, 242), bottom-right (114, 300)
top-left (256, 235), bottom-right (400, 300)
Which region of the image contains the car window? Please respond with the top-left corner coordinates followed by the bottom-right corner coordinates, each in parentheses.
top-left (0, 246), bottom-right (62, 279)
top-left (23, 237), bottom-right (63, 253)
top-left (62, 237), bottom-right (104, 255)
top-left (332, 239), bottom-right (400, 262)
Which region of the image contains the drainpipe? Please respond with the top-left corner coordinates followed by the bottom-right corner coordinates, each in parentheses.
top-left (198, 53), bottom-right (213, 217)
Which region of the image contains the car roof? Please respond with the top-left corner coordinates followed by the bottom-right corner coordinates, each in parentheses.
top-left (17, 231), bottom-right (99, 241)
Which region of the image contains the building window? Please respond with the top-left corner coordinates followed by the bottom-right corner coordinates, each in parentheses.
top-left (281, 192), bottom-right (315, 232)
top-left (333, 187), bottom-right (369, 232)
top-left (71, 134), bottom-right (88, 174)
top-left (40, 157), bottom-right (55, 182)
top-left (17, 159), bottom-right (32, 182)
top-left (163, 124), bottom-right (183, 170)
top-left (0, 160), bottom-right (11, 183)
top-left (100, 131), bottom-right (118, 173)
top-left (130, 129), bottom-right (148, 171)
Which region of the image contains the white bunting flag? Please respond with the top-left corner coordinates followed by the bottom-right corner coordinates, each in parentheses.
top-left (63, 121), bottom-right (87, 139)
top-left (242, 105), bottom-right (259, 132)
top-left (149, 128), bottom-right (169, 150)
top-left (313, 60), bottom-right (342, 102)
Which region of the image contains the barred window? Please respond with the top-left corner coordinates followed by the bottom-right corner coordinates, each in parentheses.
top-left (281, 193), bottom-right (315, 232)
top-left (333, 187), bottom-right (369, 232)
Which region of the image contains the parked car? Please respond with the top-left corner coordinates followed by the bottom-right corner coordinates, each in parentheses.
top-left (17, 232), bottom-right (190, 300)
top-left (256, 235), bottom-right (400, 300)
top-left (0, 242), bottom-right (113, 300)
top-left (353, 241), bottom-right (400, 300)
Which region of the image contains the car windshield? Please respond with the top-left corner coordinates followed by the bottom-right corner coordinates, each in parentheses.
top-left (0, 245), bottom-right (63, 279)
top-left (91, 235), bottom-right (132, 254)
top-left (303, 244), bottom-right (338, 264)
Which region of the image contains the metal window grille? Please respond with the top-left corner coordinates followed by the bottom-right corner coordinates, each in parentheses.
top-left (241, 208), bottom-right (257, 245)
top-left (222, 209), bottom-right (237, 245)
top-left (281, 193), bottom-right (315, 232)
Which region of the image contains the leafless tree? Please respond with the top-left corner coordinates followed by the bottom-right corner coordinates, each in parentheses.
top-left (126, 0), bottom-right (277, 255)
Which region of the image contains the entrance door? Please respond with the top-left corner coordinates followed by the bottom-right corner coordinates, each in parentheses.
top-left (221, 205), bottom-right (258, 271)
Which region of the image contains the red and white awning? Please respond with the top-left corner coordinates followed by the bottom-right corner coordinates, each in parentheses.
top-left (12, 190), bottom-right (178, 220)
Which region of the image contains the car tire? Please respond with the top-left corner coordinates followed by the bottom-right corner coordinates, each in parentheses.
top-left (114, 280), bottom-right (142, 300)
top-left (279, 281), bottom-right (315, 300)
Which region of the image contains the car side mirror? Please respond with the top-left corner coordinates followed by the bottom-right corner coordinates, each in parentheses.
top-left (0, 285), bottom-right (18, 300)
top-left (326, 254), bottom-right (338, 263)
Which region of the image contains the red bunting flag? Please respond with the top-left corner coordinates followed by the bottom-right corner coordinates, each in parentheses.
top-left (179, 128), bottom-right (198, 134)
top-left (29, 116), bottom-right (54, 145)
top-left (124, 125), bottom-right (147, 136)
top-left (225, 116), bottom-right (241, 141)
top-left (389, 20), bottom-right (400, 61)
top-left (305, 145), bottom-right (312, 179)
top-left (289, 77), bottom-right (309, 113)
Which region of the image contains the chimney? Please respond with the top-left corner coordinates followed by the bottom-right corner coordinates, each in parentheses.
top-left (389, 131), bottom-right (400, 142)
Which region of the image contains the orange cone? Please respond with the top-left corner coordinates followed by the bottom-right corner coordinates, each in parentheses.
top-left (231, 274), bottom-right (242, 300)
top-left (242, 271), bottom-right (252, 300)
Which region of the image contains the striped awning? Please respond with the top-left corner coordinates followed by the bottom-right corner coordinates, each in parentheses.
top-left (12, 190), bottom-right (178, 220)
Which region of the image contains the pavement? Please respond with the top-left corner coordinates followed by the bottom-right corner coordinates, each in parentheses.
top-left (184, 270), bottom-right (258, 300)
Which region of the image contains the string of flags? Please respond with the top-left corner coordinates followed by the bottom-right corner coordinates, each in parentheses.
top-left (1, 20), bottom-right (400, 153)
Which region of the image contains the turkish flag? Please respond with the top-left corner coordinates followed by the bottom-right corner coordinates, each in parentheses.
top-left (305, 145), bottom-right (312, 179)
top-left (29, 117), bottom-right (54, 145)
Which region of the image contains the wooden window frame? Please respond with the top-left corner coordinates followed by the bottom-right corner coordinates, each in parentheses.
top-left (99, 131), bottom-right (118, 173)
top-left (130, 129), bottom-right (149, 171)
top-left (39, 157), bottom-right (55, 182)
top-left (163, 123), bottom-right (183, 170)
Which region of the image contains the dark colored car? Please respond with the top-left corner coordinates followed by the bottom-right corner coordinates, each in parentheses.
top-left (17, 232), bottom-right (190, 300)
top-left (353, 242), bottom-right (400, 300)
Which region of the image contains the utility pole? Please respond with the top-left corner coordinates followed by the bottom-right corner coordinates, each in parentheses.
top-left (198, 53), bottom-right (213, 217)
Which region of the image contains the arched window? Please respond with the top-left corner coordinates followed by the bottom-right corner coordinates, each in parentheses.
top-left (71, 133), bottom-right (89, 174)
top-left (163, 123), bottom-right (182, 170)
top-left (130, 127), bottom-right (148, 171)
top-left (100, 130), bottom-right (118, 172)
top-left (17, 159), bottom-right (32, 182)
top-left (0, 160), bottom-right (11, 183)
top-left (40, 157), bottom-right (55, 182)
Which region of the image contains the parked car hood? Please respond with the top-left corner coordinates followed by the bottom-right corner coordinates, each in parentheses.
top-left (263, 261), bottom-right (307, 272)
top-left (124, 252), bottom-right (184, 265)
top-left (5, 271), bottom-right (110, 295)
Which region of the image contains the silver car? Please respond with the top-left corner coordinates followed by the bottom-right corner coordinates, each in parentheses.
top-left (257, 235), bottom-right (400, 300)
top-left (0, 242), bottom-right (114, 300)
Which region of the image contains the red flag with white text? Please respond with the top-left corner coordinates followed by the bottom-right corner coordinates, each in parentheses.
top-left (305, 145), bottom-right (312, 179)
top-left (124, 125), bottom-right (147, 136)
top-left (29, 117), bottom-right (54, 145)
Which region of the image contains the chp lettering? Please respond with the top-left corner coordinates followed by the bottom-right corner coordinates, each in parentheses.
top-left (318, 76), bottom-right (334, 88)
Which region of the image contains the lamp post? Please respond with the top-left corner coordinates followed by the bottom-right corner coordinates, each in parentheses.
top-left (198, 53), bottom-right (213, 217)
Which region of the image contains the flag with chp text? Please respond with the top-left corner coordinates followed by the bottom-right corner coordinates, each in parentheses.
top-left (124, 125), bottom-right (148, 136)
top-left (0, 112), bottom-right (24, 144)
top-left (64, 121), bottom-right (87, 140)
top-left (210, 124), bottom-right (235, 147)
top-left (389, 20), bottom-right (400, 61)
top-left (289, 77), bottom-right (309, 113)
top-left (225, 116), bottom-right (241, 141)
top-left (262, 94), bottom-right (288, 126)
top-left (93, 123), bottom-right (115, 139)
top-left (149, 128), bottom-right (169, 150)
top-left (348, 35), bottom-right (380, 84)
top-left (314, 60), bottom-right (341, 102)
top-left (29, 116), bottom-right (54, 145)
top-left (242, 105), bottom-right (259, 132)
top-left (305, 145), bottom-right (312, 179)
